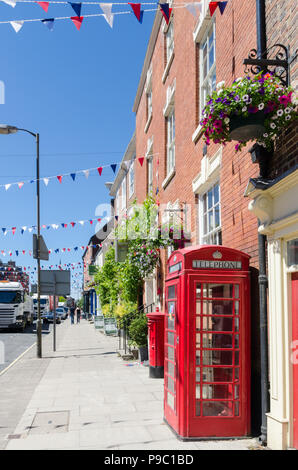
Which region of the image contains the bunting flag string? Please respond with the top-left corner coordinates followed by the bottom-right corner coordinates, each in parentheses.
top-left (0, 216), bottom-right (104, 236)
top-left (0, 243), bottom-right (104, 259)
top-left (0, 153), bottom-right (160, 192)
top-left (0, 2), bottom-right (211, 32)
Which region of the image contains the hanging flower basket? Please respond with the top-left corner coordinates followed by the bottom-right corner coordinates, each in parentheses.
top-left (229, 111), bottom-right (266, 141)
top-left (200, 72), bottom-right (297, 152)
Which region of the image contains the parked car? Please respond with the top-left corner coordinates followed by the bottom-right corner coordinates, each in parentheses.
top-left (42, 311), bottom-right (61, 324)
top-left (56, 307), bottom-right (67, 320)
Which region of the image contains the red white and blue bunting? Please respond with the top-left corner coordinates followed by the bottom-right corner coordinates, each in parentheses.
top-left (0, 2), bottom-right (229, 32)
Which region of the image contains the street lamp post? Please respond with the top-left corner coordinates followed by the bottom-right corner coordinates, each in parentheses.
top-left (0, 125), bottom-right (42, 358)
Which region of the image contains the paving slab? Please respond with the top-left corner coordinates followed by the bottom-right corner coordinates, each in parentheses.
top-left (2, 319), bottom-right (260, 450)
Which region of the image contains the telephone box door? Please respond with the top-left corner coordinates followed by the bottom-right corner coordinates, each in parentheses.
top-left (292, 273), bottom-right (298, 449)
top-left (164, 280), bottom-right (179, 432)
top-left (189, 277), bottom-right (250, 437)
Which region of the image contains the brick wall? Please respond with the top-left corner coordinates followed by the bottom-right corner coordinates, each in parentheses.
top-left (266, 0), bottom-right (298, 178)
top-left (134, 1), bottom-right (261, 310)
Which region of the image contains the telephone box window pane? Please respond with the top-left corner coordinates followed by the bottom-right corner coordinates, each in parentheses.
top-left (168, 346), bottom-right (174, 361)
top-left (235, 317), bottom-right (240, 332)
top-left (168, 285), bottom-right (176, 299)
top-left (168, 361), bottom-right (175, 378)
top-left (203, 367), bottom-right (233, 382)
top-left (196, 350), bottom-right (201, 365)
top-left (235, 351), bottom-right (239, 365)
top-left (168, 332), bottom-right (175, 345)
top-left (235, 368), bottom-right (239, 381)
top-left (202, 316), bottom-right (233, 332)
top-left (168, 315), bottom-right (175, 330)
top-left (203, 300), bottom-right (234, 315)
top-left (234, 284), bottom-right (240, 298)
top-left (196, 284), bottom-right (201, 297)
top-left (196, 385), bottom-right (201, 399)
top-left (207, 284), bottom-right (233, 298)
top-left (203, 384), bottom-right (232, 400)
top-left (167, 377), bottom-right (175, 393)
top-left (235, 301), bottom-right (239, 315)
top-left (234, 384), bottom-right (239, 399)
top-left (196, 333), bottom-right (201, 347)
top-left (202, 350), bottom-right (233, 366)
top-left (167, 392), bottom-right (175, 410)
top-left (196, 301), bottom-right (201, 315)
top-left (234, 401), bottom-right (240, 416)
top-left (196, 401), bottom-right (201, 416)
top-left (203, 333), bottom-right (233, 349)
top-left (202, 401), bottom-right (233, 417)
top-left (196, 368), bottom-right (200, 382)
top-left (235, 335), bottom-right (239, 348)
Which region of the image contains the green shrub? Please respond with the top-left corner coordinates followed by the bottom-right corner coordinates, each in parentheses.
top-left (128, 314), bottom-right (148, 347)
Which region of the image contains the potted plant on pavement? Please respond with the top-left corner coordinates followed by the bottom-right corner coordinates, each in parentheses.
top-left (128, 314), bottom-right (149, 362)
top-left (200, 71), bottom-right (297, 152)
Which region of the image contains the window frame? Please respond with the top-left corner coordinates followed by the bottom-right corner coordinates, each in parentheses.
top-left (166, 108), bottom-right (175, 176)
top-left (128, 161), bottom-right (135, 199)
top-left (199, 21), bottom-right (216, 118)
top-left (199, 182), bottom-right (222, 245)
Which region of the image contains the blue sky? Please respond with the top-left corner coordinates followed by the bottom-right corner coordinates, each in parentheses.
top-left (0, 1), bottom-right (155, 297)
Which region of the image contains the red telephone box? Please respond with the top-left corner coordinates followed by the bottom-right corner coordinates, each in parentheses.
top-left (164, 245), bottom-right (251, 439)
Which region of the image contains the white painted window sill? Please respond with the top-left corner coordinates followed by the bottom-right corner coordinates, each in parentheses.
top-left (192, 123), bottom-right (204, 143)
top-left (162, 51), bottom-right (174, 84)
top-left (162, 168), bottom-right (176, 190)
top-left (144, 113), bottom-right (152, 134)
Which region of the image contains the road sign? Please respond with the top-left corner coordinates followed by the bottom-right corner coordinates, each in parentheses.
top-left (39, 270), bottom-right (71, 296)
top-left (33, 234), bottom-right (49, 261)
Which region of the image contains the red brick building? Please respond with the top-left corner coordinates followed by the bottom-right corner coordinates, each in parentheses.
top-left (109, 0), bottom-right (297, 448)
top-left (133, 1), bottom-right (261, 308)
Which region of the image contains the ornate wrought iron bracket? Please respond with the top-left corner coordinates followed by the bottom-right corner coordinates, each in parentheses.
top-left (243, 44), bottom-right (297, 86)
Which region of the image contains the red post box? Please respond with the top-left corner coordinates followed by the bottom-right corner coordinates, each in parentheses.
top-left (164, 245), bottom-right (251, 439)
top-left (147, 308), bottom-right (165, 378)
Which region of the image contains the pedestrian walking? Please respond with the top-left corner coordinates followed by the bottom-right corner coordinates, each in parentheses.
top-left (70, 306), bottom-right (75, 324)
top-left (76, 307), bottom-right (81, 324)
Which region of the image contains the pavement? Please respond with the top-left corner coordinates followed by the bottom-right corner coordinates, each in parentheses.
top-left (0, 318), bottom-right (262, 450)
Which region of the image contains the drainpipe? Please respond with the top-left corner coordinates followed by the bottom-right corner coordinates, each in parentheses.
top-left (256, 0), bottom-right (270, 446)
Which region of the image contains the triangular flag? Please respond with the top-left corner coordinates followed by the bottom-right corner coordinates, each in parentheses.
top-left (10, 21), bottom-right (24, 33)
top-left (18, 182), bottom-right (24, 189)
top-left (3, 0), bottom-right (16, 7)
top-left (97, 167), bottom-right (103, 176)
top-left (57, 175), bottom-right (62, 183)
top-left (160, 3), bottom-right (172, 25)
top-left (2, 228), bottom-right (6, 234)
top-left (138, 157), bottom-right (144, 167)
top-left (71, 16), bottom-right (84, 30)
top-left (128, 3), bottom-right (143, 23)
top-left (43, 177), bottom-right (49, 186)
top-left (89, 220), bottom-right (93, 225)
top-left (41, 18), bottom-right (55, 31)
top-left (70, 173), bottom-right (76, 181)
top-left (185, 2), bottom-right (202, 17)
top-left (100, 3), bottom-right (114, 28)
top-left (83, 169), bottom-right (89, 179)
top-left (12, 227), bottom-right (16, 235)
top-left (79, 220), bottom-right (85, 225)
top-left (218, 1), bottom-right (228, 14)
top-left (70, 222), bottom-right (76, 227)
top-left (68, 2), bottom-right (81, 17)
top-left (110, 164), bottom-right (117, 174)
top-left (209, 1), bottom-right (219, 16)
top-left (36, 2), bottom-right (49, 12)
top-left (97, 218), bottom-right (101, 222)
top-left (5, 183), bottom-right (11, 191)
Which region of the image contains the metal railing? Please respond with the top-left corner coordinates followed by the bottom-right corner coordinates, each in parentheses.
top-left (118, 303), bottom-right (154, 355)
